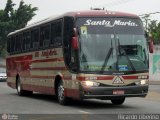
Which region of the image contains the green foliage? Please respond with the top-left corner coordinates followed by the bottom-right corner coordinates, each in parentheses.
top-left (148, 20), bottom-right (160, 44)
top-left (2, 0), bottom-right (15, 21)
top-left (141, 15), bottom-right (160, 44)
top-left (0, 0), bottom-right (38, 57)
top-left (13, 0), bottom-right (38, 29)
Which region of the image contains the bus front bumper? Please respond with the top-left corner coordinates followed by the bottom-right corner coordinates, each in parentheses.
top-left (80, 85), bottom-right (148, 99)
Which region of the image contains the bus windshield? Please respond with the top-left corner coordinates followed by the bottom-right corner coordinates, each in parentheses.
top-left (76, 17), bottom-right (148, 73)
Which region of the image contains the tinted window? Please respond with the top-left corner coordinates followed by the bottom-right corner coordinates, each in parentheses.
top-left (23, 31), bottom-right (31, 50)
top-left (7, 37), bottom-right (11, 53)
top-left (19, 34), bottom-right (23, 51)
top-left (63, 17), bottom-right (74, 69)
top-left (10, 36), bottom-right (16, 53)
top-left (31, 28), bottom-right (39, 49)
top-left (51, 20), bottom-right (62, 47)
top-left (15, 34), bottom-right (22, 52)
top-left (40, 25), bottom-right (50, 48)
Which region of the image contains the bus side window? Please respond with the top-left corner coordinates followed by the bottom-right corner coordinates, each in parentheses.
top-left (15, 34), bottom-right (22, 53)
top-left (7, 37), bottom-right (11, 53)
top-left (40, 25), bottom-right (50, 48)
top-left (63, 17), bottom-right (75, 71)
top-left (31, 28), bottom-right (39, 49)
top-left (51, 20), bottom-right (62, 47)
top-left (10, 36), bottom-right (16, 53)
top-left (22, 33), bottom-right (26, 51)
top-left (19, 34), bottom-right (23, 52)
top-left (23, 31), bottom-right (31, 51)
top-left (15, 35), bottom-right (18, 52)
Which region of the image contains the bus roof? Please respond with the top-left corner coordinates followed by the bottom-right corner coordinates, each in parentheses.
top-left (66, 10), bottom-right (138, 18)
top-left (8, 10), bottom-right (139, 36)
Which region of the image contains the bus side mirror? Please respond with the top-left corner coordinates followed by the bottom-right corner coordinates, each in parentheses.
top-left (146, 32), bottom-right (154, 53)
top-left (72, 37), bottom-right (78, 50)
top-left (148, 39), bottom-right (154, 53)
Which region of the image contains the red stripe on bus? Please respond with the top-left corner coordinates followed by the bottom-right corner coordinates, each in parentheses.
top-left (31, 67), bottom-right (67, 71)
top-left (76, 77), bottom-right (85, 81)
top-left (97, 76), bottom-right (114, 80)
top-left (7, 54), bottom-right (32, 60)
top-left (122, 76), bottom-right (138, 79)
top-left (77, 76), bottom-right (114, 81)
top-left (32, 58), bottom-right (64, 63)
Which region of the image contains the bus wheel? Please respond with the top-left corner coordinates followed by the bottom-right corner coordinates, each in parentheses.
top-left (111, 98), bottom-right (125, 105)
top-left (57, 81), bottom-right (68, 105)
top-left (16, 77), bottom-right (32, 96)
top-left (17, 77), bottom-right (24, 96)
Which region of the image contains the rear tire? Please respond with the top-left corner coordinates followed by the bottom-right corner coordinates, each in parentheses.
top-left (57, 81), bottom-right (68, 105)
top-left (111, 98), bottom-right (125, 105)
top-left (16, 77), bottom-right (32, 96)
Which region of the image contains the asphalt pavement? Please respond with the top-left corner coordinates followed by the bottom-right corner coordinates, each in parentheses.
top-left (0, 82), bottom-right (160, 120)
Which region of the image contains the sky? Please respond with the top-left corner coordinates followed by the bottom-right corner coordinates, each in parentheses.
top-left (0, 0), bottom-right (160, 24)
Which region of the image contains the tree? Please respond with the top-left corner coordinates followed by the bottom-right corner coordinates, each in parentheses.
top-left (141, 15), bottom-right (160, 44)
top-left (149, 20), bottom-right (160, 44)
top-left (141, 14), bottom-right (151, 32)
top-left (0, 0), bottom-right (38, 57)
top-left (2, 0), bottom-right (15, 21)
top-left (12, 0), bottom-right (38, 29)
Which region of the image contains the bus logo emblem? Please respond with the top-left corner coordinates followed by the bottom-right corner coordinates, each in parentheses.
top-left (112, 76), bottom-right (124, 84)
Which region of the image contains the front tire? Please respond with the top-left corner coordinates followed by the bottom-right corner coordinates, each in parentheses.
top-left (57, 81), bottom-right (68, 105)
top-left (111, 98), bottom-right (125, 105)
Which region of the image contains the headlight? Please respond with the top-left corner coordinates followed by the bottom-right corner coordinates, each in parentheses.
top-left (135, 80), bottom-right (149, 85)
top-left (81, 81), bottom-right (100, 87)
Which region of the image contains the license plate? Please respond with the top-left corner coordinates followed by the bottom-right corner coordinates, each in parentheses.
top-left (113, 90), bottom-right (124, 95)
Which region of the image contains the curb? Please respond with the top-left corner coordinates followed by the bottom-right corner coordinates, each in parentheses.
top-left (149, 81), bottom-right (160, 85)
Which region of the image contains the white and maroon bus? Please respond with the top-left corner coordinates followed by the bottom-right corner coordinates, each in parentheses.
top-left (7, 10), bottom-right (152, 105)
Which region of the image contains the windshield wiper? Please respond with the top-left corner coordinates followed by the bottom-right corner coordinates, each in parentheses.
top-left (117, 37), bottom-right (136, 71)
top-left (100, 38), bottom-right (113, 73)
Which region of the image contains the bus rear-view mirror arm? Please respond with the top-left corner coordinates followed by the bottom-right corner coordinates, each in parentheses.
top-left (145, 31), bottom-right (154, 53)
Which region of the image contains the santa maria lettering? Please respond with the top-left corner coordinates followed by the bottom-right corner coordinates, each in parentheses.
top-left (84, 19), bottom-right (111, 26)
top-left (84, 19), bottom-right (138, 27)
